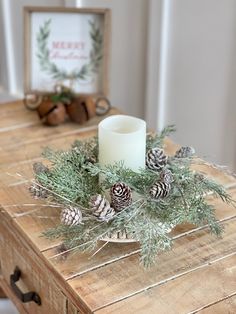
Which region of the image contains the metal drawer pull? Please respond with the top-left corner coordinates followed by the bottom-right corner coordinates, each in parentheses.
top-left (10, 266), bottom-right (41, 305)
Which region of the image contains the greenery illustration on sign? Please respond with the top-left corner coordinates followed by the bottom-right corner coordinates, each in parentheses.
top-left (36, 19), bottom-right (103, 82)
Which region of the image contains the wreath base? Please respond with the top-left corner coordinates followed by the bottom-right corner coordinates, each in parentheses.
top-left (101, 230), bottom-right (137, 243)
top-left (101, 223), bottom-right (175, 243)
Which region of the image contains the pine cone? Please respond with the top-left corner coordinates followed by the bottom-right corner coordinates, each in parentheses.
top-left (146, 148), bottom-right (168, 171)
top-left (89, 194), bottom-right (115, 222)
top-left (33, 162), bottom-right (49, 175)
top-left (149, 181), bottom-right (171, 199)
top-left (160, 169), bottom-right (173, 184)
top-left (72, 147), bottom-right (97, 164)
top-left (29, 183), bottom-right (48, 199)
top-left (85, 155), bottom-right (97, 164)
top-left (110, 182), bottom-right (132, 211)
top-left (61, 206), bottom-right (82, 226)
top-left (175, 146), bottom-right (195, 158)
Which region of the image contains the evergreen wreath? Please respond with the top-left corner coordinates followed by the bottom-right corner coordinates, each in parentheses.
top-left (29, 126), bottom-right (235, 268)
top-left (36, 19), bottom-right (103, 82)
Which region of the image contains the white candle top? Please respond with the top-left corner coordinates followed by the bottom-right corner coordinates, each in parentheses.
top-left (98, 115), bottom-right (146, 172)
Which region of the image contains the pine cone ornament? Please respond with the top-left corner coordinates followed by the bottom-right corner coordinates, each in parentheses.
top-left (149, 181), bottom-right (171, 199)
top-left (33, 162), bottom-right (49, 175)
top-left (146, 148), bottom-right (168, 171)
top-left (160, 169), bottom-right (173, 184)
top-left (85, 155), bottom-right (97, 164)
top-left (72, 146), bottom-right (97, 164)
top-left (61, 206), bottom-right (82, 226)
top-left (89, 195), bottom-right (115, 222)
top-left (175, 146), bottom-right (195, 158)
top-left (29, 183), bottom-right (48, 199)
top-left (110, 182), bottom-right (132, 211)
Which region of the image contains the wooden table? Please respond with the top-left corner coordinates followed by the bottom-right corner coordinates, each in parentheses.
top-left (0, 101), bottom-right (236, 314)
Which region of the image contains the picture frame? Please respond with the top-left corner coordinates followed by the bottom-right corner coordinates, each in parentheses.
top-left (24, 7), bottom-right (111, 97)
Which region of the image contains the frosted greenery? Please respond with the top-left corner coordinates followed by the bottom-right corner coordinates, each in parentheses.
top-left (33, 126), bottom-right (235, 268)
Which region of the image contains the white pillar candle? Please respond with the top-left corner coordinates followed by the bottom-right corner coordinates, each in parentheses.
top-left (98, 115), bottom-right (146, 172)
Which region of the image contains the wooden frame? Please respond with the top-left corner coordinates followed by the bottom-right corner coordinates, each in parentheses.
top-left (24, 7), bottom-right (111, 97)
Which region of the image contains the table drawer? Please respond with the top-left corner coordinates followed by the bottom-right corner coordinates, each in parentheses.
top-left (0, 218), bottom-right (67, 314)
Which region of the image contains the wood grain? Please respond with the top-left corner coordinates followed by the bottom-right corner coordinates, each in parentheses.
top-left (1, 101), bottom-right (236, 313)
top-left (0, 216), bottom-right (67, 314)
top-left (0, 277), bottom-right (28, 314)
top-left (95, 254), bottom-right (236, 314)
top-left (0, 109), bottom-right (118, 168)
top-left (0, 101), bottom-right (37, 129)
top-left (199, 293), bottom-right (236, 314)
top-left (0, 287), bottom-right (6, 298)
top-left (68, 216), bottom-right (236, 311)
top-left (42, 189), bottom-right (236, 282)
top-left (0, 108), bottom-right (118, 149)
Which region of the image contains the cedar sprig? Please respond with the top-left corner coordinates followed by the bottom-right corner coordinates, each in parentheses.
top-left (35, 130), bottom-right (234, 267)
top-left (146, 125), bottom-right (176, 151)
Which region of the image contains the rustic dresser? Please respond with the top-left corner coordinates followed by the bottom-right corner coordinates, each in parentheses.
top-left (0, 101), bottom-right (236, 313)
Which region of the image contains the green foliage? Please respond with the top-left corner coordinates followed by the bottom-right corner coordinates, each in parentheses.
top-left (36, 19), bottom-right (103, 83)
top-left (36, 129), bottom-right (234, 268)
top-left (146, 125), bottom-right (176, 151)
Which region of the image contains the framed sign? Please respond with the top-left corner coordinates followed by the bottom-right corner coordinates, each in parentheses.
top-left (24, 7), bottom-right (110, 96)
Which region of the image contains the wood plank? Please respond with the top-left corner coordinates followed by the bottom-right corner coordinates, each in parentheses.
top-left (67, 300), bottom-right (82, 314)
top-left (191, 160), bottom-right (236, 188)
top-left (0, 287), bottom-right (6, 298)
top-left (0, 184), bottom-right (61, 250)
top-left (0, 220), bottom-right (68, 314)
top-left (45, 242), bottom-right (140, 280)
top-left (43, 189), bottom-right (236, 278)
top-left (0, 185), bottom-right (235, 277)
top-left (0, 101), bottom-right (38, 129)
top-left (199, 293), bottom-right (236, 314)
top-left (1, 137), bottom-right (235, 189)
top-left (1, 100), bottom-right (236, 313)
top-left (0, 181), bottom-right (234, 251)
top-left (67, 216), bottom-right (236, 311)
top-left (0, 277), bottom-right (28, 314)
top-left (0, 208), bottom-right (92, 314)
top-left (95, 254), bottom-right (236, 314)
top-left (0, 129), bottom-right (96, 167)
top-left (0, 159), bottom-right (42, 187)
top-left (0, 108), bottom-right (119, 149)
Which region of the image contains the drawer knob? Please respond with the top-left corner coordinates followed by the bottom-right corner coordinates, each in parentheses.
top-left (10, 266), bottom-right (41, 306)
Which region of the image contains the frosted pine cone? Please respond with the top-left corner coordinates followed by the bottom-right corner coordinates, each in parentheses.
top-left (110, 182), bottom-right (132, 211)
top-left (61, 206), bottom-right (82, 226)
top-left (29, 183), bottom-right (48, 199)
top-left (160, 169), bottom-right (173, 184)
top-left (89, 195), bottom-right (115, 222)
top-left (146, 148), bottom-right (168, 171)
top-left (149, 181), bottom-right (171, 199)
top-left (86, 155), bottom-right (97, 164)
top-left (33, 162), bottom-right (49, 175)
top-left (175, 146), bottom-right (195, 158)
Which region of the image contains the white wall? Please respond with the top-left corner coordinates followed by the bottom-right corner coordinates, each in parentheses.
top-left (66, 0), bottom-right (149, 118)
top-left (147, 0), bottom-right (236, 170)
top-left (0, 0), bottom-right (64, 96)
top-left (0, 4), bottom-right (8, 90)
top-left (165, 0), bottom-right (236, 169)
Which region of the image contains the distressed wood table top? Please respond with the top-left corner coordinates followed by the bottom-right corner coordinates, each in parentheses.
top-left (0, 101), bottom-right (236, 314)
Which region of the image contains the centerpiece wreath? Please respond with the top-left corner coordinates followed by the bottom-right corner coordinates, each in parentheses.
top-left (30, 126), bottom-right (235, 267)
